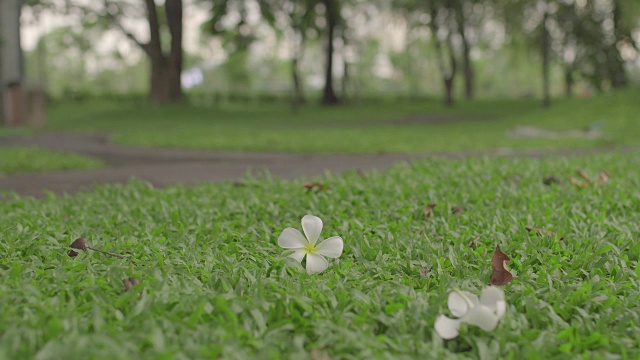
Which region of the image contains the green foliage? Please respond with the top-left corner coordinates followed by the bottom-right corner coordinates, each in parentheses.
top-left (0, 147), bottom-right (103, 175)
top-left (1, 151), bottom-right (639, 358)
top-left (42, 87), bottom-right (640, 153)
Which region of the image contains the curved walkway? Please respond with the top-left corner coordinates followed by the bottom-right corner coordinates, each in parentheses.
top-left (0, 132), bottom-right (626, 198)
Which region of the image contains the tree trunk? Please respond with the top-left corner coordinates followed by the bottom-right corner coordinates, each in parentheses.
top-left (149, 54), bottom-right (171, 103)
top-left (564, 65), bottom-right (573, 97)
top-left (461, 40), bottom-right (473, 99)
top-left (429, 2), bottom-right (457, 107)
top-left (321, 0), bottom-right (338, 105)
top-left (340, 30), bottom-right (349, 102)
top-left (455, 1), bottom-right (474, 99)
top-left (165, 0), bottom-right (184, 101)
top-left (608, 0), bottom-right (628, 89)
top-left (443, 33), bottom-right (458, 107)
top-left (290, 29), bottom-right (305, 111)
top-left (140, 0), bottom-right (183, 103)
top-left (341, 58), bottom-right (349, 102)
top-left (541, 8), bottom-right (551, 107)
top-left (444, 77), bottom-right (454, 107)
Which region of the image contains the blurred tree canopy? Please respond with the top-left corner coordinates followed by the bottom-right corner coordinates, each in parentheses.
top-left (18, 0), bottom-right (640, 106)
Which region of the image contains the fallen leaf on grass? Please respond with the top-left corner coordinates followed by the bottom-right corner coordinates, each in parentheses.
top-left (595, 171), bottom-right (609, 185)
top-left (67, 238), bottom-right (126, 259)
top-left (526, 226), bottom-right (563, 240)
top-left (68, 238), bottom-right (89, 257)
top-left (302, 181), bottom-right (325, 191)
top-left (570, 170), bottom-right (610, 188)
top-left (504, 174), bottom-right (522, 186)
top-left (577, 169), bottom-right (591, 181)
top-left (468, 236), bottom-right (479, 248)
top-left (543, 176), bottom-right (561, 186)
top-left (568, 176), bottom-right (589, 188)
top-left (420, 267), bottom-right (429, 277)
top-left (310, 349), bottom-right (333, 360)
top-left (423, 203), bottom-right (437, 219)
top-left (123, 277), bottom-right (141, 292)
top-left (451, 205), bottom-right (464, 215)
top-left (490, 245), bottom-right (513, 286)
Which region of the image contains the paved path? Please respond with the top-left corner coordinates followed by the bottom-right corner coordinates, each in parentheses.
top-left (0, 133), bottom-right (422, 197)
top-left (0, 132), bottom-right (625, 198)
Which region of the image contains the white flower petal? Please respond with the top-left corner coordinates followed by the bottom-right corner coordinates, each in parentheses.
top-left (461, 306), bottom-right (499, 332)
top-left (315, 236), bottom-right (344, 258)
top-left (287, 249), bottom-right (307, 263)
top-left (305, 253), bottom-right (328, 274)
top-left (278, 228), bottom-right (309, 249)
top-left (302, 214), bottom-right (323, 246)
top-left (495, 300), bottom-right (507, 319)
top-left (480, 286), bottom-right (506, 313)
top-left (434, 315), bottom-right (461, 339)
top-left (448, 291), bottom-right (479, 317)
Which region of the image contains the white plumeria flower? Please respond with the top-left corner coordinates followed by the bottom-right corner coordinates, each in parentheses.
top-left (434, 286), bottom-right (507, 339)
top-left (278, 214), bottom-right (344, 274)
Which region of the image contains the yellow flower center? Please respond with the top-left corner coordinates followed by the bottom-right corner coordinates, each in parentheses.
top-left (304, 243), bottom-right (318, 254)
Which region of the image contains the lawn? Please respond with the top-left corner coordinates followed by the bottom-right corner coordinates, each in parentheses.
top-left (0, 147), bottom-right (103, 175)
top-left (35, 87), bottom-right (639, 153)
top-left (1, 151), bottom-right (638, 359)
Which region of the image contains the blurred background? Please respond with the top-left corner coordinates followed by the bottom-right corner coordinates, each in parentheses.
top-left (0, 0), bottom-right (640, 152)
top-left (2, 0), bottom-right (638, 106)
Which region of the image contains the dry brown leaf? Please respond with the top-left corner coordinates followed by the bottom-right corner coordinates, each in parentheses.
top-left (310, 349), bottom-right (333, 360)
top-left (595, 171), bottom-right (609, 186)
top-left (577, 169), bottom-right (591, 182)
top-left (420, 267), bottom-right (429, 277)
top-left (68, 238), bottom-right (89, 257)
top-left (123, 277), bottom-right (141, 292)
top-left (543, 176), bottom-right (561, 186)
top-left (468, 236), bottom-right (480, 248)
top-left (423, 203), bottom-right (437, 219)
top-left (302, 181), bottom-right (325, 191)
top-left (68, 238), bottom-right (127, 260)
top-left (490, 245), bottom-right (513, 286)
top-left (526, 226), bottom-right (564, 241)
top-left (526, 226), bottom-right (557, 237)
top-left (568, 177), bottom-right (589, 188)
top-left (451, 205), bottom-right (464, 215)
top-left (504, 174), bottom-right (522, 186)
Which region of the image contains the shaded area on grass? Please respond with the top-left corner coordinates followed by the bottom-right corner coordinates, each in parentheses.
top-left (0, 147), bottom-right (104, 175)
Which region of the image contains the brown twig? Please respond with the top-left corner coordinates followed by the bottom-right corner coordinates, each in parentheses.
top-left (87, 246), bottom-right (126, 259)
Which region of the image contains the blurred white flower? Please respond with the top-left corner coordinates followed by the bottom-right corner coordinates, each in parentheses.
top-left (278, 215), bottom-right (344, 274)
top-left (434, 286), bottom-right (506, 339)
top-left (181, 67), bottom-right (204, 89)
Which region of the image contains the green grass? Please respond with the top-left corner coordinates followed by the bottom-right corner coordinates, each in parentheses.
top-left (0, 147), bottom-right (103, 175)
top-left (34, 87), bottom-right (639, 153)
top-left (1, 151), bottom-right (639, 358)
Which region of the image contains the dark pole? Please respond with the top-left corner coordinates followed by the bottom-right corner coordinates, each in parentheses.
top-left (1, 0), bottom-right (25, 125)
top-left (0, 2), bottom-right (4, 125)
top-left (542, 4), bottom-right (551, 107)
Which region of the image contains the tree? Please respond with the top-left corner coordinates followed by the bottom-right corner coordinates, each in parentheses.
top-left (452, 0), bottom-right (474, 99)
top-left (258, 0), bottom-right (321, 109)
top-left (107, 0), bottom-right (184, 103)
top-left (541, 4), bottom-right (550, 107)
top-left (39, 0), bottom-right (185, 103)
top-left (0, 12), bottom-right (3, 125)
top-left (320, 0), bottom-right (340, 105)
top-left (429, 0), bottom-right (458, 106)
top-left (501, 0), bottom-right (639, 102)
